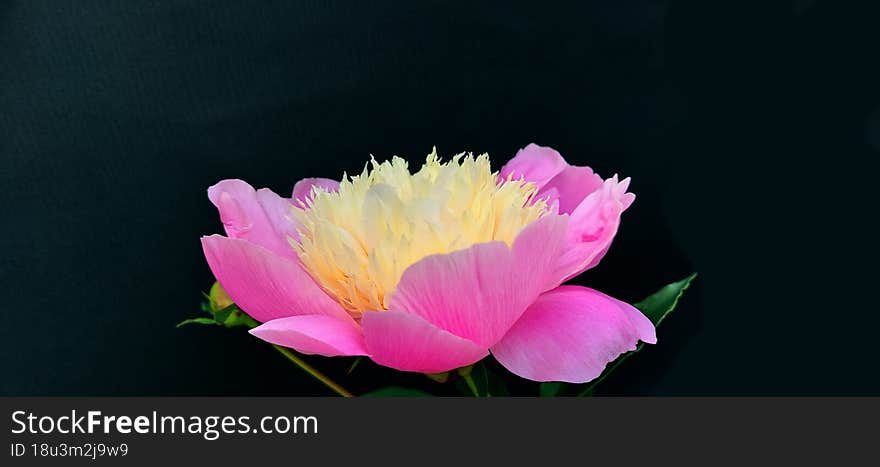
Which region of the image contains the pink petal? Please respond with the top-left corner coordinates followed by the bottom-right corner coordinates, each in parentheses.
top-left (255, 188), bottom-right (302, 243)
top-left (201, 235), bottom-right (351, 323)
top-left (207, 180), bottom-right (296, 259)
top-left (250, 315), bottom-right (367, 357)
top-left (552, 175), bottom-right (635, 284)
top-left (491, 286), bottom-right (655, 383)
top-left (609, 295), bottom-right (657, 345)
top-left (512, 214), bottom-right (571, 293)
top-left (541, 165), bottom-right (604, 215)
top-left (498, 143), bottom-right (568, 190)
top-left (535, 186), bottom-right (561, 211)
top-left (292, 178), bottom-right (340, 207)
top-left (361, 310), bottom-right (488, 373)
top-left (499, 144), bottom-right (606, 216)
top-left (388, 214), bottom-right (568, 348)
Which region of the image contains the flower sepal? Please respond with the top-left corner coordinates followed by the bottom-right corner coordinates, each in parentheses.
top-left (177, 282), bottom-right (259, 329)
top-left (424, 372), bottom-right (451, 383)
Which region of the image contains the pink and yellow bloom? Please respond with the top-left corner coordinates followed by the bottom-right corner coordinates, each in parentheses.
top-left (201, 144), bottom-right (655, 383)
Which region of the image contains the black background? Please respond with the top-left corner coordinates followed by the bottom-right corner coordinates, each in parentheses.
top-left (1, 1), bottom-right (878, 395)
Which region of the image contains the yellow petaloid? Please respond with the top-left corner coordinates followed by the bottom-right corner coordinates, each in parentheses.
top-left (292, 149), bottom-right (548, 316)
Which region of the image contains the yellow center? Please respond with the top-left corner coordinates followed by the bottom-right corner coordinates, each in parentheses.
top-left (292, 149), bottom-right (547, 316)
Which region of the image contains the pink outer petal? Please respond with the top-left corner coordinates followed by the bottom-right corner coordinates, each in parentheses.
top-left (362, 310), bottom-right (488, 374)
top-left (201, 235), bottom-right (352, 324)
top-left (609, 296), bottom-right (657, 345)
top-left (207, 179), bottom-right (297, 259)
top-left (255, 188), bottom-right (302, 243)
top-left (250, 315), bottom-right (367, 357)
top-left (491, 286), bottom-right (656, 383)
top-left (551, 175), bottom-right (635, 284)
top-left (388, 214), bottom-right (569, 348)
top-left (292, 178), bottom-right (340, 207)
top-left (498, 143), bottom-right (568, 190)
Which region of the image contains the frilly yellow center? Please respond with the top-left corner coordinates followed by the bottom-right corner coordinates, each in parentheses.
top-left (292, 149), bottom-right (548, 316)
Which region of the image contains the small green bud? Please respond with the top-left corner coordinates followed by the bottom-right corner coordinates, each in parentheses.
top-left (208, 281), bottom-right (234, 312)
top-left (425, 372), bottom-right (450, 383)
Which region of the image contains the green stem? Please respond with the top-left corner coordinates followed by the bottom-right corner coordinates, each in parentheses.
top-left (272, 345), bottom-right (354, 397)
top-left (462, 373), bottom-right (480, 397)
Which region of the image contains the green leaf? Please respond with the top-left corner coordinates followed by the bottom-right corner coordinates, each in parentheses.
top-left (576, 272), bottom-right (698, 396)
top-left (361, 387), bottom-right (434, 397)
top-left (635, 273), bottom-right (698, 325)
top-left (176, 317), bottom-right (219, 328)
top-left (539, 382), bottom-right (565, 397)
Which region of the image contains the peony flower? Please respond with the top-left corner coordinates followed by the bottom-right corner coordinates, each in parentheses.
top-left (200, 144), bottom-right (655, 383)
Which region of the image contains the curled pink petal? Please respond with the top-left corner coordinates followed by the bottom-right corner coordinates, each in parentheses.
top-left (201, 235), bottom-right (351, 323)
top-left (491, 285), bottom-right (655, 383)
top-left (499, 144), bottom-right (603, 215)
top-left (551, 175), bottom-right (635, 284)
top-left (541, 165), bottom-right (604, 214)
top-left (250, 315), bottom-right (367, 357)
top-left (499, 143), bottom-right (568, 190)
top-left (362, 310), bottom-right (488, 374)
top-left (207, 179), bottom-right (296, 259)
top-left (388, 214), bottom-right (568, 348)
top-left (499, 145), bottom-right (635, 282)
top-left (292, 177), bottom-right (340, 207)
